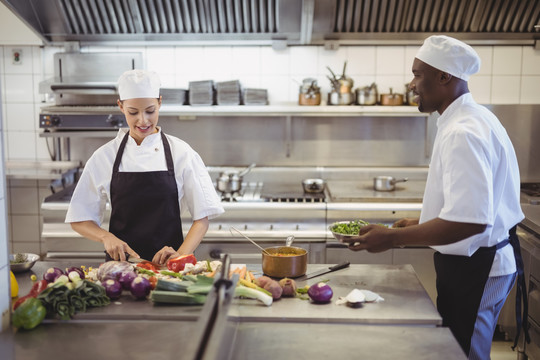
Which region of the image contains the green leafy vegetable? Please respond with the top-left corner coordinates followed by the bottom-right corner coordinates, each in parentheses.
top-left (330, 220), bottom-right (370, 235)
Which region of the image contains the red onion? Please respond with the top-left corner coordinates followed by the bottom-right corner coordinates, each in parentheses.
top-left (103, 279), bottom-right (123, 300)
top-left (119, 271), bottom-right (137, 290)
top-left (130, 276), bottom-right (151, 300)
top-left (66, 266), bottom-right (85, 279)
top-left (43, 267), bottom-right (64, 283)
top-left (308, 282), bottom-right (333, 303)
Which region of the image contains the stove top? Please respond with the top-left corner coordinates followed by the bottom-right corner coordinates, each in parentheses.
top-left (218, 182), bottom-right (326, 203)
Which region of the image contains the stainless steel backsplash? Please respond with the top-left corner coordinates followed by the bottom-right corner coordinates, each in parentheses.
top-left (68, 105), bottom-right (539, 181)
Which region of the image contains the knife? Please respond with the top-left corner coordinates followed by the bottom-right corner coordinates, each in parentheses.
top-left (105, 251), bottom-right (165, 269)
top-left (298, 261), bottom-right (351, 280)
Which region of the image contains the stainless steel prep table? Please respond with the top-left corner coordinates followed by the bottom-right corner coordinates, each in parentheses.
top-left (5, 261), bottom-right (451, 360)
top-left (13, 262), bottom-right (440, 326)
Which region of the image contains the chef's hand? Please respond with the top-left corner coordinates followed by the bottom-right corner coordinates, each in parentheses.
top-left (103, 235), bottom-right (139, 261)
top-left (152, 246), bottom-right (180, 266)
top-left (344, 224), bottom-right (394, 253)
top-left (392, 218), bottom-right (419, 228)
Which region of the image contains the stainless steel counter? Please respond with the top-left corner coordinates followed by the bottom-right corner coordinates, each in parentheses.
top-left (3, 261), bottom-right (454, 360)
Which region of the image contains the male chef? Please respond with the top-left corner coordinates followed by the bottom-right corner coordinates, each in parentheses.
top-left (343, 35), bottom-right (528, 360)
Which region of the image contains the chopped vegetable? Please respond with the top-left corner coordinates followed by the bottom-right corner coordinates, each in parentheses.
top-left (160, 270), bottom-right (183, 279)
top-left (330, 220), bottom-right (370, 235)
top-left (136, 261), bottom-right (161, 273)
top-left (135, 267), bottom-right (156, 277)
top-left (308, 282), bottom-right (333, 303)
top-left (167, 254), bottom-right (197, 273)
top-left (10, 253), bottom-right (28, 264)
top-left (234, 285), bottom-right (273, 306)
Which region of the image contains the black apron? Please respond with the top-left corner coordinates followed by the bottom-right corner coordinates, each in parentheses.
top-left (434, 225), bottom-right (529, 356)
top-left (107, 131), bottom-right (183, 261)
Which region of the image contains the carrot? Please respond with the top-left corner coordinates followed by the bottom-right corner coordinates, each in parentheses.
top-left (239, 266), bottom-right (247, 281)
top-left (247, 271), bottom-right (255, 282)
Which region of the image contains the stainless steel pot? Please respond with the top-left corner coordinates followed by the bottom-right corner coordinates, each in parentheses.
top-left (216, 163), bottom-right (256, 193)
top-left (355, 83), bottom-right (378, 105)
top-left (328, 91), bottom-right (354, 105)
top-left (373, 176), bottom-right (408, 191)
top-left (302, 178), bottom-right (326, 193)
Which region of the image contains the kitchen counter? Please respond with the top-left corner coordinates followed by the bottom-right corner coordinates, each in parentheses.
top-left (3, 261), bottom-right (457, 360)
top-left (521, 204), bottom-right (540, 236)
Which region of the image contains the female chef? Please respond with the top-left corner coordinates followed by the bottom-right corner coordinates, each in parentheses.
top-left (66, 69), bottom-right (224, 265)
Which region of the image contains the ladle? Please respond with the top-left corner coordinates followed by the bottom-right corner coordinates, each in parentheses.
top-left (286, 235), bottom-right (295, 247)
top-left (230, 226), bottom-right (271, 255)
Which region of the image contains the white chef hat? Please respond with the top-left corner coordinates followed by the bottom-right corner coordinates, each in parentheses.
top-left (415, 35), bottom-right (480, 81)
top-left (117, 69), bottom-right (161, 100)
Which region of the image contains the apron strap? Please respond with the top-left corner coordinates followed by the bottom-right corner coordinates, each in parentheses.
top-left (112, 131), bottom-right (130, 173)
top-left (160, 132), bottom-right (175, 175)
top-left (509, 224), bottom-right (531, 349)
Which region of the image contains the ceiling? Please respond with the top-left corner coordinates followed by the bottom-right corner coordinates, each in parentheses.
top-left (2, 0), bottom-right (539, 46)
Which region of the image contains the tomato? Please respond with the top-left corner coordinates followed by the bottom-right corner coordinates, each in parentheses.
top-left (136, 261), bottom-right (160, 273)
top-left (167, 254), bottom-right (197, 273)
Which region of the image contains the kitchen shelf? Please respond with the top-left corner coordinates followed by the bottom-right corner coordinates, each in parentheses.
top-left (40, 103), bottom-right (428, 118)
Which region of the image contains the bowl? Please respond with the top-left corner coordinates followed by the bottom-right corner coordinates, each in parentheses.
top-left (9, 253), bottom-right (40, 273)
top-left (329, 221), bottom-right (364, 243)
top-left (262, 246), bottom-right (307, 278)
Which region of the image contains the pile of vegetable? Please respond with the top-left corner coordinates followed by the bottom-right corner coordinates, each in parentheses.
top-left (330, 220), bottom-right (370, 235)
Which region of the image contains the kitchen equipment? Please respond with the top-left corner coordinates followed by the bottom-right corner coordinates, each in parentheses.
top-left (298, 78), bottom-right (321, 106)
top-left (355, 83), bottom-right (378, 105)
top-left (404, 83), bottom-right (417, 106)
top-left (380, 88), bottom-right (404, 106)
top-left (9, 253), bottom-right (40, 273)
top-left (374, 176), bottom-right (408, 191)
top-left (286, 235), bottom-right (295, 247)
top-left (216, 163), bottom-right (256, 194)
top-left (327, 62), bottom-right (354, 105)
top-left (297, 261), bottom-right (350, 280)
top-left (262, 245), bottom-right (308, 278)
top-left (230, 226), bottom-right (271, 256)
top-left (373, 176), bottom-right (408, 191)
top-left (302, 178), bottom-right (326, 193)
top-left (328, 91), bottom-right (354, 105)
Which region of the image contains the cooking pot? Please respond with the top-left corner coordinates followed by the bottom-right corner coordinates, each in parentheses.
top-left (216, 163), bottom-right (255, 193)
top-left (302, 178), bottom-right (325, 193)
top-left (373, 176), bottom-right (408, 191)
top-left (380, 88), bottom-right (404, 106)
top-left (405, 83), bottom-right (417, 106)
top-left (355, 83), bottom-right (378, 105)
top-left (328, 91), bottom-right (354, 105)
top-left (262, 246), bottom-right (307, 278)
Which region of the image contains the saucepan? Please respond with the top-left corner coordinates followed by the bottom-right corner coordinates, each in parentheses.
top-left (302, 178), bottom-right (326, 193)
top-left (216, 163), bottom-right (256, 193)
top-left (262, 246), bottom-right (308, 278)
top-left (373, 176), bottom-right (408, 191)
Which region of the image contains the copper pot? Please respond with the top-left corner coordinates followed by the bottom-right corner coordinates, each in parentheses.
top-left (380, 88), bottom-right (404, 106)
top-left (262, 246), bottom-right (307, 278)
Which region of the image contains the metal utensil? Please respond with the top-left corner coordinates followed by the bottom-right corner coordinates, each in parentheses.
top-left (373, 176), bottom-right (408, 191)
top-left (286, 235), bottom-right (295, 247)
top-left (297, 261), bottom-right (351, 280)
top-left (230, 226), bottom-right (271, 255)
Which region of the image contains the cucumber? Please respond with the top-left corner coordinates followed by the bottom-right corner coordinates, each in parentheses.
top-left (155, 278), bottom-right (193, 292)
top-left (150, 290), bottom-right (206, 305)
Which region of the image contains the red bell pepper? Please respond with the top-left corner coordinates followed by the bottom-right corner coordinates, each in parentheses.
top-left (13, 279), bottom-right (48, 310)
top-left (167, 254), bottom-right (197, 273)
top-left (136, 261), bottom-right (160, 273)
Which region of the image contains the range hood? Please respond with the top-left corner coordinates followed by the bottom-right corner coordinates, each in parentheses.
top-left (2, 0), bottom-right (539, 46)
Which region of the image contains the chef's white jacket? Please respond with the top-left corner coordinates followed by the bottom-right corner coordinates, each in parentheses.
top-left (66, 128), bottom-right (224, 226)
top-left (420, 93), bottom-right (523, 276)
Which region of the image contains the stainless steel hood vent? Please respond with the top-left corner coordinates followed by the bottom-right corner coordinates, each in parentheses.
top-left (1, 0), bottom-right (302, 45)
top-left (2, 0), bottom-right (539, 45)
top-left (311, 0), bottom-right (540, 44)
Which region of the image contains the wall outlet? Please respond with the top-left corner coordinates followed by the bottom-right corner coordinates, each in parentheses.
top-left (12, 48), bottom-right (23, 65)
